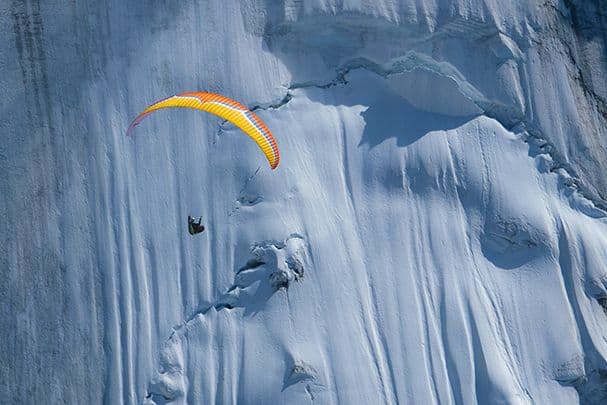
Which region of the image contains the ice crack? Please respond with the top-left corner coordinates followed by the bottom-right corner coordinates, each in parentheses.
top-left (286, 53), bottom-right (607, 215)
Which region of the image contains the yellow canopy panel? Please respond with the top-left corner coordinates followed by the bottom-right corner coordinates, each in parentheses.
top-left (127, 92), bottom-right (280, 169)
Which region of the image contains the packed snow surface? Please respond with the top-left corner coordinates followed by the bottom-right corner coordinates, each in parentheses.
top-left (2, 0), bottom-right (607, 404)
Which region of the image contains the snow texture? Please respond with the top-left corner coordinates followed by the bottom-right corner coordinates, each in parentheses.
top-left (2, 0), bottom-right (607, 404)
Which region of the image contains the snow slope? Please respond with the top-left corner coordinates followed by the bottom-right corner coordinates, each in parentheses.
top-left (2, 0), bottom-right (607, 404)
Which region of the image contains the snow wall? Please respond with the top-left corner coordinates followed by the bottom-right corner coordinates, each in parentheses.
top-left (2, 0), bottom-right (607, 403)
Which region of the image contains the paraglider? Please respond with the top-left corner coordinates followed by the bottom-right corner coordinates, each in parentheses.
top-left (127, 91), bottom-right (281, 237)
top-left (187, 216), bottom-right (205, 235)
top-left (127, 91), bottom-right (280, 169)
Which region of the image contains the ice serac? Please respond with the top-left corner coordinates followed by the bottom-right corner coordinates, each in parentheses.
top-left (2, 0), bottom-right (607, 404)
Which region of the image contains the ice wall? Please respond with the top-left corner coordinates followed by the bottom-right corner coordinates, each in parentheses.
top-left (2, 0), bottom-right (607, 403)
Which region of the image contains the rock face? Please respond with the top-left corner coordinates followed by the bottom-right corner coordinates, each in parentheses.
top-left (1, 0), bottom-right (607, 404)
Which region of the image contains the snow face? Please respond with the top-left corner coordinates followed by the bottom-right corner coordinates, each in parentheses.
top-left (2, 0), bottom-right (607, 404)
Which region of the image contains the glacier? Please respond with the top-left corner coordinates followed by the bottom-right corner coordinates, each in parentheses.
top-left (2, 0), bottom-right (607, 404)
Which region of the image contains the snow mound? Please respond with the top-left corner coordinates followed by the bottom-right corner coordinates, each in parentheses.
top-left (145, 234), bottom-right (309, 403)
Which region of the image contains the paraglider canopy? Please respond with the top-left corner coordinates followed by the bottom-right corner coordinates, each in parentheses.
top-left (127, 92), bottom-right (280, 169)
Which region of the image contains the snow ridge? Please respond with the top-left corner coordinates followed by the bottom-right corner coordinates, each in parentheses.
top-left (146, 235), bottom-right (309, 403)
